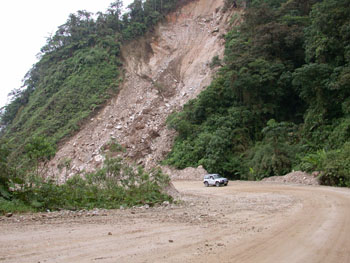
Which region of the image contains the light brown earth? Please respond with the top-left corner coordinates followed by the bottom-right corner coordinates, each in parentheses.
top-left (1, 181), bottom-right (350, 263)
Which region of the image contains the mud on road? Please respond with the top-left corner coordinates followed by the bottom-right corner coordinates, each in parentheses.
top-left (1, 181), bottom-right (350, 263)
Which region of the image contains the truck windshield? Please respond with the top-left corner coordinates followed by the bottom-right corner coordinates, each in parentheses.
top-left (213, 174), bottom-right (220, 179)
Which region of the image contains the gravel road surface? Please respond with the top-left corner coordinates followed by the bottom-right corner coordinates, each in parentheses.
top-left (1, 181), bottom-right (349, 262)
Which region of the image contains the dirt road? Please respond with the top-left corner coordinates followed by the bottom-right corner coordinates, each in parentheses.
top-left (1, 181), bottom-right (350, 262)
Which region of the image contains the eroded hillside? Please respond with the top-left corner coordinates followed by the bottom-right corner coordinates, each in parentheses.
top-left (48, 0), bottom-right (239, 179)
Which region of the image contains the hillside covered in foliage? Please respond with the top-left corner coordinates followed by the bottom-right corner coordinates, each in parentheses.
top-left (165, 0), bottom-right (350, 186)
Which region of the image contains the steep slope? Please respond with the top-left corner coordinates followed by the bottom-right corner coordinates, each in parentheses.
top-left (48, 0), bottom-right (238, 179)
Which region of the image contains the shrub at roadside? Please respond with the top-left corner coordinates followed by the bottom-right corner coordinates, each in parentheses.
top-left (0, 157), bottom-right (172, 214)
top-left (300, 143), bottom-right (350, 187)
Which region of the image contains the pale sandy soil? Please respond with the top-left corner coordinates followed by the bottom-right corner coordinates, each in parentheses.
top-left (1, 181), bottom-right (350, 263)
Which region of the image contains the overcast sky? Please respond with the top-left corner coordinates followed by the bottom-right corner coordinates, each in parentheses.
top-left (0, 0), bottom-right (133, 108)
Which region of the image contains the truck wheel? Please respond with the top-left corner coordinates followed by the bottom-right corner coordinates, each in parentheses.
top-left (204, 181), bottom-right (209, 187)
top-left (215, 181), bottom-right (220, 187)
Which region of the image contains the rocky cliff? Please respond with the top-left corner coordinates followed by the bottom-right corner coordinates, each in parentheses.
top-left (48, 0), bottom-right (240, 180)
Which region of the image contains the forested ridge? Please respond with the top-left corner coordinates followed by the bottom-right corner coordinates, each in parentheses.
top-left (0, 0), bottom-right (350, 214)
top-left (165, 0), bottom-right (350, 186)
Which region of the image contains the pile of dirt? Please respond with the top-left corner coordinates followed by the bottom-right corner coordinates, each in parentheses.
top-left (262, 171), bottom-right (320, 186)
top-left (162, 165), bottom-right (208, 181)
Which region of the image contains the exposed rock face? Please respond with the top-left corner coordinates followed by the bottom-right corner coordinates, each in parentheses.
top-left (48, 0), bottom-right (240, 180)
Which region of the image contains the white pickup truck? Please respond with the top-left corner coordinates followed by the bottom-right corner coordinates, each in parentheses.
top-left (203, 174), bottom-right (228, 187)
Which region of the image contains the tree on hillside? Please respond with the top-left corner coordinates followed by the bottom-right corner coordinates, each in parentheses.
top-left (0, 142), bottom-right (11, 199)
top-left (25, 136), bottom-right (56, 176)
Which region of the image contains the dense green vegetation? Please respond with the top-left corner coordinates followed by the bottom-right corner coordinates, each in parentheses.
top-left (165, 0), bottom-right (350, 186)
